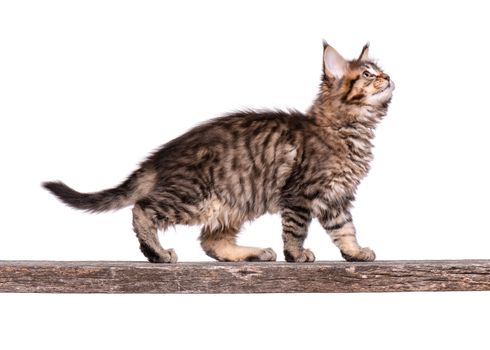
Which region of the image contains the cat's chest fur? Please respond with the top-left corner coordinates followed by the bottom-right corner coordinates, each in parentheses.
top-left (308, 119), bottom-right (376, 202)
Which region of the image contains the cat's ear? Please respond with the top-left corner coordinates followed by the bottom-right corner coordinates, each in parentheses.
top-left (358, 42), bottom-right (370, 61)
top-left (323, 41), bottom-right (348, 80)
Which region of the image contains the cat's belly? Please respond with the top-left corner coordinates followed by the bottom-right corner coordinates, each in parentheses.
top-left (195, 192), bottom-right (281, 230)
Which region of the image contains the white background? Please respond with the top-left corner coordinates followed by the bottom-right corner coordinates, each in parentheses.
top-left (1, 0), bottom-right (489, 349)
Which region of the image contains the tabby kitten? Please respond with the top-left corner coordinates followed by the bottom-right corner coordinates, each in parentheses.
top-left (43, 42), bottom-right (394, 263)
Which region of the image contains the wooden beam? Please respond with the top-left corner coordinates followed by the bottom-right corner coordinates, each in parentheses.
top-left (1, 260), bottom-right (489, 293)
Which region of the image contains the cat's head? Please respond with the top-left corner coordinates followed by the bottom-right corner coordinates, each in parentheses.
top-left (322, 42), bottom-right (394, 106)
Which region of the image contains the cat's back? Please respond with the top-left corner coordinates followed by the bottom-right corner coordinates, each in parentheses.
top-left (148, 109), bottom-right (311, 169)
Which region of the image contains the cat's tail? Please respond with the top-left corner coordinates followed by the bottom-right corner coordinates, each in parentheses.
top-left (42, 167), bottom-right (156, 213)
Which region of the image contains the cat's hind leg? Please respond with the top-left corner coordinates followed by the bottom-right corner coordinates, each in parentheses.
top-left (200, 225), bottom-right (277, 262)
top-left (132, 202), bottom-right (178, 263)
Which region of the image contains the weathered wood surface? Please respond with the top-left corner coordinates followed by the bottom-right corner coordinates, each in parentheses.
top-left (1, 260), bottom-right (489, 294)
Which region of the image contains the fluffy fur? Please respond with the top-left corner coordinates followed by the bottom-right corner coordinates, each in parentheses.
top-left (43, 42), bottom-right (394, 263)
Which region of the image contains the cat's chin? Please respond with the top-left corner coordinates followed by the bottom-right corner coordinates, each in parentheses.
top-left (387, 80), bottom-right (395, 93)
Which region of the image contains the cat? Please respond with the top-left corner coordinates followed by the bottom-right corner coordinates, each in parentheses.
top-left (43, 41), bottom-right (394, 263)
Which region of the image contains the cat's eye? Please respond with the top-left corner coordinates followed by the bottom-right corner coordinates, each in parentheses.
top-left (362, 71), bottom-right (373, 78)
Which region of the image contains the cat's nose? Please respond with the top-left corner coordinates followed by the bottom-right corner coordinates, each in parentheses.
top-left (380, 73), bottom-right (390, 81)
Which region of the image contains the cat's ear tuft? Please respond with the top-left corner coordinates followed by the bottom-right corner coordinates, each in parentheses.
top-left (322, 40), bottom-right (329, 50)
top-left (323, 43), bottom-right (348, 80)
top-left (358, 42), bottom-right (370, 61)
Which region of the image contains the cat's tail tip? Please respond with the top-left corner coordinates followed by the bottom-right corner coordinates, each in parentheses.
top-left (42, 180), bottom-right (120, 213)
top-left (42, 180), bottom-right (67, 195)
top-left (43, 169), bottom-right (156, 213)
top-left (42, 181), bottom-right (89, 211)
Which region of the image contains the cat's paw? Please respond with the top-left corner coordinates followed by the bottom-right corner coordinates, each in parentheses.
top-left (284, 248), bottom-right (316, 263)
top-left (246, 248), bottom-right (277, 262)
top-left (341, 247), bottom-right (376, 262)
top-left (259, 248), bottom-right (278, 261)
top-left (148, 248), bottom-right (178, 263)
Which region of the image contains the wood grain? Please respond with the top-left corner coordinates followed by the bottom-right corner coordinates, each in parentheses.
top-left (1, 260), bottom-right (489, 293)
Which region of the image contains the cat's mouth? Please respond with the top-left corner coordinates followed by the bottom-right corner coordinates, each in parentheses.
top-left (374, 80), bottom-right (395, 95)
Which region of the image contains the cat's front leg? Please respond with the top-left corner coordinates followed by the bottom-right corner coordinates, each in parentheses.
top-left (318, 210), bottom-right (376, 262)
top-left (280, 205), bottom-right (315, 262)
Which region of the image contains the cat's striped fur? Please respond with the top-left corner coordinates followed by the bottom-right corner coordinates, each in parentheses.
top-left (43, 42), bottom-right (394, 263)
